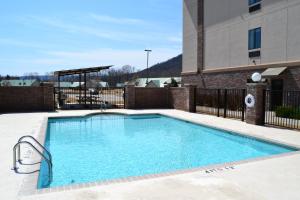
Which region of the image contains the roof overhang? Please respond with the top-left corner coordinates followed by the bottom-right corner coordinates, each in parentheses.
top-left (261, 67), bottom-right (287, 77)
top-left (54, 65), bottom-right (113, 76)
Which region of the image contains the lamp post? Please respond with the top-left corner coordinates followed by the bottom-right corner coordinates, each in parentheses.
top-left (144, 49), bottom-right (152, 84)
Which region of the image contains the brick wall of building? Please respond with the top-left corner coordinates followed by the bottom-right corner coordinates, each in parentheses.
top-left (0, 86), bottom-right (55, 113)
top-left (182, 67), bottom-right (300, 90)
top-left (182, 70), bottom-right (263, 89)
top-left (280, 67), bottom-right (300, 90)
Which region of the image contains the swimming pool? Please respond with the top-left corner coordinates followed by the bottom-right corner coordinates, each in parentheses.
top-left (38, 114), bottom-right (296, 189)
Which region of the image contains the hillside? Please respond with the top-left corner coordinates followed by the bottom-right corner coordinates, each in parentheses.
top-left (13, 54), bottom-right (183, 86)
top-left (137, 54), bottom-right (182, 78)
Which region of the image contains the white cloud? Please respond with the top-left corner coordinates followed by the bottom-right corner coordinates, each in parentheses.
top-left (28, 17), bottom-right (123, 41)
top-left (90, 14), bottom-right (144, 25)
top-left (2, 15), bottom-right (182, 75)
top-left (23, 16), bottom-right (157, 43)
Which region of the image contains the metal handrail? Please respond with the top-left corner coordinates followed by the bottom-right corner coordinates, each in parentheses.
top-left (13, 141), bottom-right (53, 184)
top-left (17, 135), bottom-right (52, 164)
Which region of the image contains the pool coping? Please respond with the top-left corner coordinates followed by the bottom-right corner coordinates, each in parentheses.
top-left (18, 111), bottom-right (300, 197)
top-left (18, 116), bottom-right (49, 196)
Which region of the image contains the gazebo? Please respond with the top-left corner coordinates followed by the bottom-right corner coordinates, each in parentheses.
top-left (54, 65), bottom-right (112, 108)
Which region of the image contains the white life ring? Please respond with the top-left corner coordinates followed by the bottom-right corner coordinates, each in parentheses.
top-left (245, 94), bottom-right (255, 108)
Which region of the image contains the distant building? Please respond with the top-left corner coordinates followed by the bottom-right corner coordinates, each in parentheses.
top-left (53, 80), bottom-right (109, 88)
top-left (86, 80), bottom-right (109, 88)
top-left (116, 82), bottom-right (128, 87)
top-left (132, 77), bottom-right (182, 88)
top-left (53, 82), bottom-right (84, 88)
top-left (116, 83), bottom-right (125, 87)
top-left (146, 80), bottom-right (161, 88)
top-left (0, 79), bottom-right (40, 87)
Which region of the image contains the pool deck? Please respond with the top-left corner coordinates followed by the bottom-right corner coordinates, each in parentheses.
top-left (1, 109), bottom-right (300, 200)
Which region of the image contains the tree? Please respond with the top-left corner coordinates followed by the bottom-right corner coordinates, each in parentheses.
top-left (23, 72), bottom-right (41, 81)
top-left (121, 65), bottom-right (135, 82)
top-left (97, 65), bottom-right (138, 87)
top-left (170, 78), bottom-right (179, 87)
top-left (45, 72), bottom-right (56, 82)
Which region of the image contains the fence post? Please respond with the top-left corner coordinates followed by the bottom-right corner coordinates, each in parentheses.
top-left (245, 83), bottom-right (267, 125)
top-left (262, 89), bottom-right (266, 125)
top-left (90, 90), bottom-right (92, 109)
top-left (124, 85), bottom-right (136, 109)
top-left (123, 87), bottom-right (126, 109)
top-left (242, 89), bottom-right (246, 121)
top-left (224, 89), bottom-right (228, 118)
top-left (84, 73), bottom-right (87, 107)
top-left (217, 89), bottom-right (220, 117)
top-left (185, 85), bottom-right (196, 113)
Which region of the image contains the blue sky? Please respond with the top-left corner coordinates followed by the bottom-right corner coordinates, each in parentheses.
top-left (0, 0), bottom-right (182, 76)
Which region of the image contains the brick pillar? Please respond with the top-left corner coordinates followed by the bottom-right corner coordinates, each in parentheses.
top-left (185, 84), bottom-right (196, 113)
top-left (125, 85), bottom-right (136, 109)
top-left (245, 83), bottom-right (267, 125)
top-left (42, 85), bottom-right (55, 111)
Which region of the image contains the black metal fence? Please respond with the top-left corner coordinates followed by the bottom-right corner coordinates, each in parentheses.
top-left (55, 87), bottom-right (125, 110)
top-left (195, 88), bottom-right (246, 121)
top-left (265, 90), bottom-right (300, 129)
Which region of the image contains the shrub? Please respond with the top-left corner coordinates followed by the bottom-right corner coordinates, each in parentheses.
top-left (275, 106), bottom-right (300, 120)
top-left (170, 78), bottom-right (178, 87)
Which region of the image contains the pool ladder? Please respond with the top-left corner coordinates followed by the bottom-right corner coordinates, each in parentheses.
top-left (12, 136), bottom-right (53, 185)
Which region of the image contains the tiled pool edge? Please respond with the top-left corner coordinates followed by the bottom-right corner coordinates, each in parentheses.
top-left (159, 112), bottom-right (300, 150)
top-left (49, 111), bottom-right (300, 150)
top-left (18, 111), bottom-right (300, 197)
top-left (18, 117), bottom-right (49, 196)
top-left (22, 151), bottom-right (300, 196)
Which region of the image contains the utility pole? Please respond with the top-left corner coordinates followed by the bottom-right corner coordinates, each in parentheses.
top-left (144, 49), bottom-right (152, 85)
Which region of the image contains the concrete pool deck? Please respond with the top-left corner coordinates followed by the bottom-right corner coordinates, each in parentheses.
top-left (1, 109), bottom-right (300, 200)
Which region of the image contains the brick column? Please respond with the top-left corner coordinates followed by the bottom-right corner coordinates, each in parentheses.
top-left (185, 84), bottom-right (196, 113)
top-left (245, 83), bottom-right (267, 125)
top-left (41, 85), bottom-right (54, 111)
top-left (125, 85), bottom-right (136, 109)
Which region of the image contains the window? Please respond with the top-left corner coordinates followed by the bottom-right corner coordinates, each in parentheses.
top-left (248, 27), bottom-right (261, 50)
top-left (249, 0), bottom-right (261, 13)
top-left (248, 0), bottom-right (261, 6)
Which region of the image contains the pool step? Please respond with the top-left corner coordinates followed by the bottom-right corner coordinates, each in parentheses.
top-left (12, 136), bottom-right (53, 185)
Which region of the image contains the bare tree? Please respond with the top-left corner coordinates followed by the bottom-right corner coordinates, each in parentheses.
top-left (23, 72), bottom-right (41, 81)
top-left (121, 65), bottom-right (135, 74)
top-left (98, 66), bottom-right (138, 86)
top-left (121, 65), bottom-right (136, 81)
top-left (45, 72), bottom-right (56, 83)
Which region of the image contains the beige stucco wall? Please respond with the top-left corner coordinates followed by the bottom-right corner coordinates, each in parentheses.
top-left (182, 0), bottom-right (201, 73)
top-left (204, 0), bottom-right (300, 71)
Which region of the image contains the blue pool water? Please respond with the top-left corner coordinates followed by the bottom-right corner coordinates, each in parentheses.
top-left (38, 114), bottom-right (295, 188)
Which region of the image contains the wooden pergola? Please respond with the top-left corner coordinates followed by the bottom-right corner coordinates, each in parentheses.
top-left (54, 65), bottom-right (112, 106)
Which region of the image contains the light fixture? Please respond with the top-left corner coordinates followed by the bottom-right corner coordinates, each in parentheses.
top-left (251, 72), bottom-right (262, 82)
